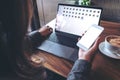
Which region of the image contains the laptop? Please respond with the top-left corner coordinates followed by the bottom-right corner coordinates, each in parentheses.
top-left (38, 3), bottom-right (103, 62)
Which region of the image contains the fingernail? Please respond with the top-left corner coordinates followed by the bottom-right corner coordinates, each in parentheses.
top-left (49, 28), bottom-right (53, 32)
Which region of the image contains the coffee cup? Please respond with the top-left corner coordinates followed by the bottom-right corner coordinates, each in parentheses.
top-left (104, 35), bottom-right (120, 56)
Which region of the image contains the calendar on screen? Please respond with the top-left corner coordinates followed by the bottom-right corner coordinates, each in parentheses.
top-left (55, 4), bottom-right (103, 36)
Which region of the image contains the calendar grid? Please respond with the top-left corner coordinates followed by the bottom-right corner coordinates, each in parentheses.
top-left (55, 4), bottom-right (102, 36)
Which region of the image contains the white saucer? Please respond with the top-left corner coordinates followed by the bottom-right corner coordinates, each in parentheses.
top-left (99, 42), bottom-right (120, 59)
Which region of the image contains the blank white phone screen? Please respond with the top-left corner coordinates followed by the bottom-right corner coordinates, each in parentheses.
top-left (77, 25), bottom-right (104, 50)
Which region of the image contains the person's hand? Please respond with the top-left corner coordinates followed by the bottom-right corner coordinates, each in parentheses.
top-left (38, 26), bottom-right (53, 37)
top-left (78, 37), bottom-right (100, 62)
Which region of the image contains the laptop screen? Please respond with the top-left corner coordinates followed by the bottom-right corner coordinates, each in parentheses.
top-left (55, 4), bottom-right (103, 36)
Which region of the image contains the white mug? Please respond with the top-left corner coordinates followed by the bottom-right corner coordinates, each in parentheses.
top-left (104, 35), bottom-right (120, 56)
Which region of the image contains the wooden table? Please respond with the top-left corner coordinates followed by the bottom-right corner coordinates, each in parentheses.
top-left (33, 20), bottom-right (120, 80)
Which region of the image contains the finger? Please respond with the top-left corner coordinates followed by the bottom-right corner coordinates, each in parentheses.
top-left (46, 26), bottom-right (52, 31)
top-left (47, 26), bottom-right (49, 27)
top-left (79, 48), bottom-right (85, 52)
top-left (47, 27), bottom-right (53, 32)
top-left (93, 37), bottom-right (100, 48)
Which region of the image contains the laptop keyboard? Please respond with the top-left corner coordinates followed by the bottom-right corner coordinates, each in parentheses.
top-left (47, 32), bottom-right (59, 43)
top-left (38, 40), bottom-right (78, 62)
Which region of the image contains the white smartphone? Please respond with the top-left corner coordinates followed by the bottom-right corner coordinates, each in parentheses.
top-left (76, 24), bottom-right (104, 51)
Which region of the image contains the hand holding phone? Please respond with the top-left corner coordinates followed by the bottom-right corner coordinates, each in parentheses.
top-left (77, 24), bottom-right (104, 51)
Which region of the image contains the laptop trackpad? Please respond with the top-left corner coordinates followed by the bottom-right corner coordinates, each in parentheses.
top-left (38, 40), bottom-right (77, 60)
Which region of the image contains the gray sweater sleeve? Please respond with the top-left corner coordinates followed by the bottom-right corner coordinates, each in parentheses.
top-left (24, 30), bottom-right (46, 51)
top-left (28, 30), bottom-right (46, 47)
top-left (67, 60), bottom-right (91, 80)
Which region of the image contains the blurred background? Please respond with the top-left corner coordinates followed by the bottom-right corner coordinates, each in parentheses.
top-left (36, 0), bottom-right (120, 26)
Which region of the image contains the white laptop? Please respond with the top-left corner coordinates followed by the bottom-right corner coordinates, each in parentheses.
top-left (37, 3), bottom-right (103, 62)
